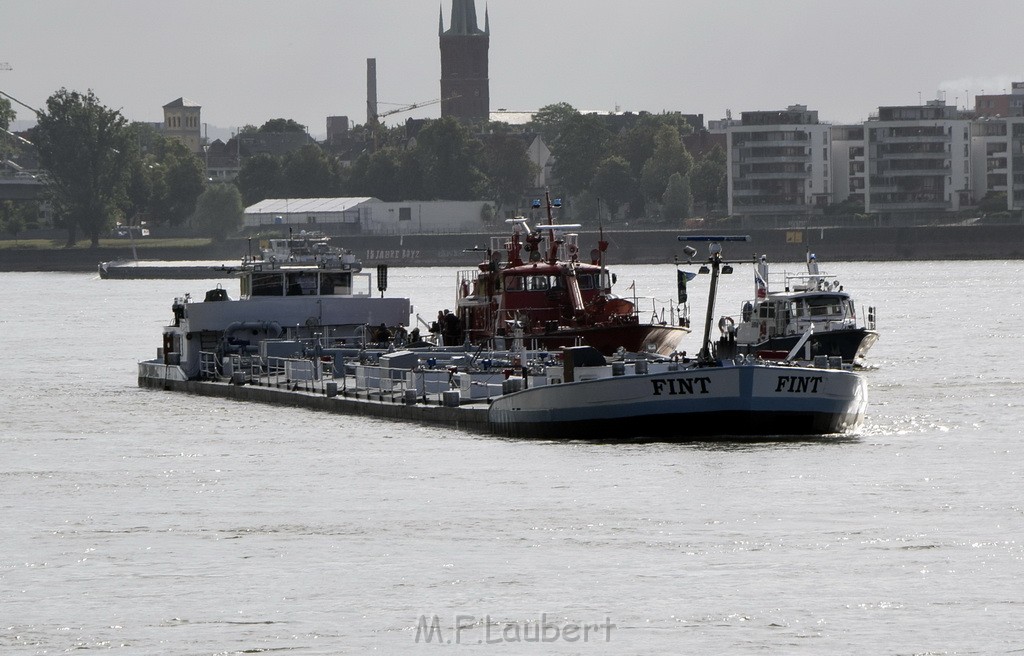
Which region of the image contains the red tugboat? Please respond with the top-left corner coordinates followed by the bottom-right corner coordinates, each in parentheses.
top-left (445, 193), bottom-right (689, 356)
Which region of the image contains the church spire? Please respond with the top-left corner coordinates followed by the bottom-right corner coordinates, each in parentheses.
top-left (443, 0), bottom-right (485, 36)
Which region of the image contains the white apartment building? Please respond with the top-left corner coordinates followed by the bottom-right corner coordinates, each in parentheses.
top-left (726, 105), bottom-right (831, 218)
top-left (829, 125), bottom-right (867, 208)
top-left (863, 100), bottom-right (972, 213)
top-left (970, 116), bottom-right (1024, 211)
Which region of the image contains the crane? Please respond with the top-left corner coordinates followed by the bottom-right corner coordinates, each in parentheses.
top-left (367, 94), bottom-right (457, 150)
top-left (0, 62), bottom-right (11, 70)
top-left (367, 98), bottom-right (440, 151)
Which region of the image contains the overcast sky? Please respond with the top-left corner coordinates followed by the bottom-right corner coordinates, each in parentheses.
top-left (4, 0), bottom-right (1023, 138)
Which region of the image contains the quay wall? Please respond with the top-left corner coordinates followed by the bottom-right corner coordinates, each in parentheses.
top-left (5, 223), bottom-right (1024, 272)
top-left (138, 375), bottom-right (491, 433)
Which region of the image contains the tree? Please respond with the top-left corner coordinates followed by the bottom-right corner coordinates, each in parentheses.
top-left (481, 124), bottom-right (537, 215)
top-left (0, 200), bottom-right (34, 239)
top-left (590, 156), bottom-right (635, 219)
top-left (159, 140), bottom-right (206, 225)
top-left (550, 113), bottom-right (612, 198)
top-left (32, 88), bottom-right (134, 247)
top-left (258, 118), bottom-right (307, 133)
top-left (191, 183), bottom-right (243, 241)
top-left (349, 148), bottom-right (402, 201)
top-left (639, 125), bottom-right (692, 206)
top-left (690, 145), bottom-right (727, 214)
top-left (235, 153), bottom-right (284, 206)
top-left (411, 117), bottom-right (487, 200)
top-left (0, 96), bottom-right (14, 131)
top-left (527, 102), bottom-right (578, 145)
top-left (614, 113), bottom-right (690, 177)
top-left (662, 172), bottom-right (693, 221)
top-left (282, 145), bottom-right (343, 198)
top-left (123, 127), bottom-right (205, 227)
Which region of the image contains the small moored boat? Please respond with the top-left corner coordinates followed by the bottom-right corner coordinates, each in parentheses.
top-left (722, 252), bottom-right (878, 364)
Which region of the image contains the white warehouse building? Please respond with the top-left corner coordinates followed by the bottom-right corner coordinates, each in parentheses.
top-left (243, 197), bottom-right (495, 235)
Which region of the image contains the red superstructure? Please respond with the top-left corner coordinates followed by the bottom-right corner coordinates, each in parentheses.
top-left (445, 193), bottom-right (689, 356)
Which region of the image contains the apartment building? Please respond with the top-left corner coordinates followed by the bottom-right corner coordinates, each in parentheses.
top-left (971, 116), bottom-right (1024, 211)
top-left (829, 125), bottom-right (866, 208)
top-left (863, 100), bottom-right (971, 213)
top-left (726, 105), bottom-right (831, 218)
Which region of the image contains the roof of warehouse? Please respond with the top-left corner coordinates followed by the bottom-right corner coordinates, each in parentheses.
top-left (245, 197), bottom-right (378, 214)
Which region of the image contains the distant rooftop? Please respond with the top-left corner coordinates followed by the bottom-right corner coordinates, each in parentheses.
top-left (163, 97), bottom-right (201, 109)
top-left (245, 197), bottom-right (377, 214)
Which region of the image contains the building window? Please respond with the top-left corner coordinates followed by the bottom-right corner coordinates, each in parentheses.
top-left (399, 207), bottom-right (412, 221)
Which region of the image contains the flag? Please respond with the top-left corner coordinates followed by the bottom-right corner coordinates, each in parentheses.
top-left (754, 269), bottom-right (767, 299)
top-left (677, 270), bottom-right (695, 303)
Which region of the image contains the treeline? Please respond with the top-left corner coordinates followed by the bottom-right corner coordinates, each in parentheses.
top-left (236, 103), bottom-right (728, 225)
top-left (3, 89), bottom-right (727, 246)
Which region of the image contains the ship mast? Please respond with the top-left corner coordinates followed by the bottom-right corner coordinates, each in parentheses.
top-left (679, 235), bottom-right (751, 363)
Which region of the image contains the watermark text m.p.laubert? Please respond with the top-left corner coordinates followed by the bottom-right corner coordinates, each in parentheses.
top-left (414, 613), bottom-right (615, 644)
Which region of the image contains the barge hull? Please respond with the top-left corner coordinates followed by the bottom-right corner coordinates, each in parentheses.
top-left (138, 375), bottom-right (490, 433)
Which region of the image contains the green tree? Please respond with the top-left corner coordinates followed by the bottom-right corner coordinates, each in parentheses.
top-left (481, 124), bottom-right (537, 215)
top-left (32, 88), bottom-right (134, 247)
top-left (235, 153), bottom-right (284, 205)
top-left (282, 145), bottom-right (342, 198)
top-left (527, 102), bottom-right (578, 145)
top-left (611, 113), bottom-right (693, 174)
top-left (590, 156), bottom-right (635, 219)
top-left (259, 118), bottom-right (307, 133)
top-left (690, 145), bottom-right (727, 214)
top-left (662, 172), bottom-right (693, 221)
top-left (0, 200), bottom-right (34, 239)
top-left (123, 128), bottom-right (205, 227)
top-left (979, 191), bottom-right (1008, 213)
top-left (412, 117), bottom-right (486, 200)
top-left (551, 113), bottom-right (612, 198)
top-left (159, 140), bottom-right (206, 225)
top-left (191, 183), bottom-right (244, 241)
top-left (349, 148), bottom-right (402, 201)
top-left (639, 125), bottom-right (692, 206)
top-left (0, 96), bottom-right (14, 131)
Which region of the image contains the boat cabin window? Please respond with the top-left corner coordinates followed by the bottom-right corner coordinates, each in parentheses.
top-left (800, 295), bottom-right (844, 317)
top-left (286, 272), bottom-right (318, 295)
top-left (577, 274), bottom-right (594, 290)
top-left (505, 275), bottom-right (524, 292)
top-left (250, 272), bottom-right (284, 296)
top-left (525, 275), bottom-right (549, 291)
top-left (320, 272), bottom-right (352, 295)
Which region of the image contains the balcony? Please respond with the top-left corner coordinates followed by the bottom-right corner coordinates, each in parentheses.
top-left (869, 200), bottom-right (951, 211)
top-left (736, 154), bottom-right (809, 164)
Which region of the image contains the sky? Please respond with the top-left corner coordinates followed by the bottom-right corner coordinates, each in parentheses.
top-left (4, 0), bottom-right (1024, 139)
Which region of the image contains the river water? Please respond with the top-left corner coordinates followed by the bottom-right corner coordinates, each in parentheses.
top-left (1, 259), bottom-right (1022, 654)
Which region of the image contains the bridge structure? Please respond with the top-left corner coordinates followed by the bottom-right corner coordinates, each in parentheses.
top-left (0, 178), bottom-right (45, 201)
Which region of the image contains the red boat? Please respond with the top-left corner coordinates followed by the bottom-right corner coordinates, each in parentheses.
top-left (442, 194), bottom-right (690, 356)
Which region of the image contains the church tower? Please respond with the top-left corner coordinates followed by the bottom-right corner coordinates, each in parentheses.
top-left (439, 0), bottom-right (490, 123)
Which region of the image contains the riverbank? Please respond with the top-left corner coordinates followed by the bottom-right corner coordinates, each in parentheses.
top-left (3, 223), bottom-right (1023, 272)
